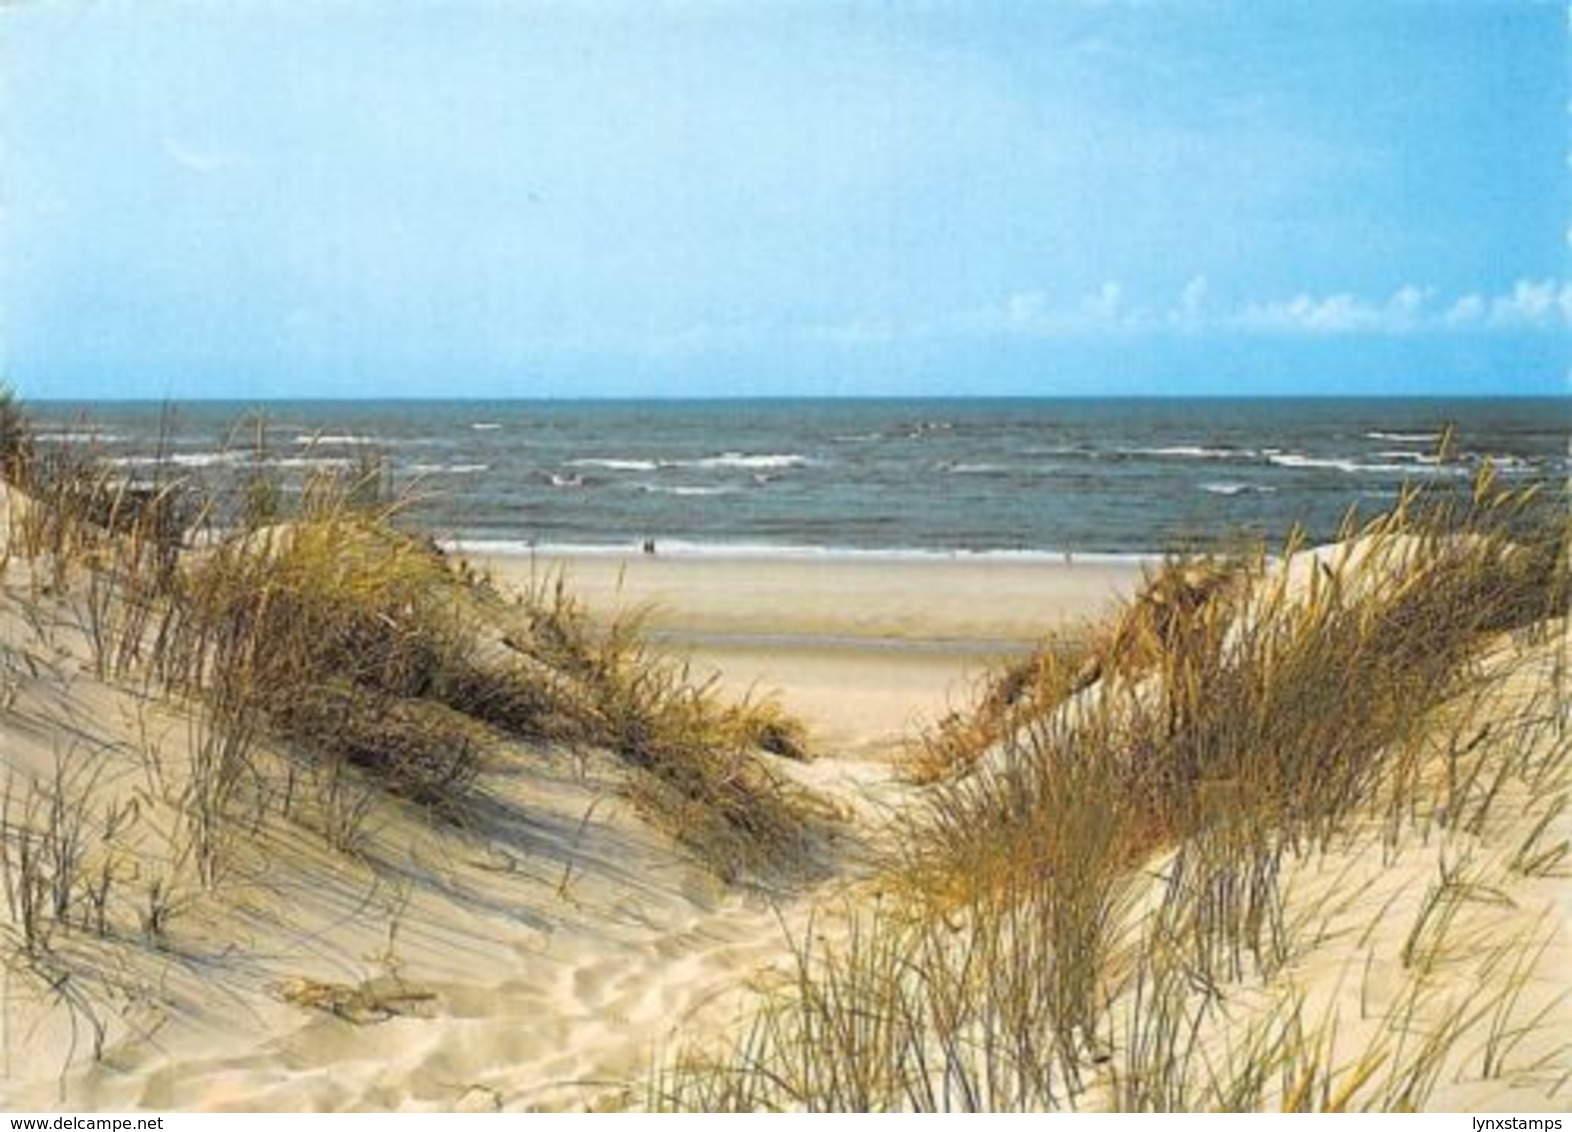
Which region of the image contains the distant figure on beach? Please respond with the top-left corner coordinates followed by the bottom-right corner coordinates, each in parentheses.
top-left (643, 538), bottom-right (657, 556)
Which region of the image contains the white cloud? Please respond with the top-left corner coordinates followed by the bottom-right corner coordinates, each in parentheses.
top-left (975, 281), bottom-right (1137, 336)
top-left (1436, 279), bottom-right (1571, 330)
top-left (1487, 279), bottom-right (1572, 328)
top-left (1238, 293), bottom-right (1375, 333)
top-left (955, 277), bottom-right (1572, 342)
top-left (1226, 281), bottom-right (1572, 335)
top-left (773, 277), bottom-right (1572, 353)
top-left (1235, 286), bottom-right (1436, 335)
top-left (162, 137), bottom-right (241, 174)
top-left (977, 278), bottom-right (1572, 340)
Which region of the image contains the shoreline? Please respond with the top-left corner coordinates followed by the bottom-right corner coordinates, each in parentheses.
top-left (471, 550), bottom-right (1144, 648)
top-left (446, 538), bottom-right (1166, 566)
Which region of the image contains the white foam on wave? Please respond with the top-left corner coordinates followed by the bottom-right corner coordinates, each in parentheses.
top-left (1480, 454), bottom-right (1555, 476)
top-left (548, 473), bottom-right (585, 489)
top-left (565, 458), bottom-right (660, 471)
top-left (634, 483), bottom-right (738, 497)
top-left (108, 452), bottom-right (246, 469)
top-left (1270, 453), bottom-right (1372, 473)
top-left (1126, 445), bottom-right (1256, 461)
top-left (566, 452), bottom-right (810, 472)
top-left (470, 422), bottom-right (502, 431)
top-left (686, 452), bottom-right (809, 470)
top-left (1201, 482), bottom-right (1276, 496)
top-left (294, 434), bottom-right (381, 447)
top-left (408, 462), bottom-right (489, 475)
top-left (1366, 430), bottom-right (1441, 443)
top-left (1025, 444), bottom-right (1098, 458)
top-left (1269, 453), bottom-right (1461, 475)
top-left (1374, 450), bottom-right (1441, 464)
top-left (106, 451), bottom-right (395, 472)
top-left (267, 456), bottom-right (355, 470)
top-left (35, 429), bottom-right (127, 444)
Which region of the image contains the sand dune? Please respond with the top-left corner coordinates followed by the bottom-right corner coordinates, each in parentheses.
top-left (0, 538), bottom-right (1125, 1111)
top-left (1, 508), bottom-right (1565, 1112)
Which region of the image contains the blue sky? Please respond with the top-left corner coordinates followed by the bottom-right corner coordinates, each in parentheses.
top-left (2, 0), bottom-right (1566, 399)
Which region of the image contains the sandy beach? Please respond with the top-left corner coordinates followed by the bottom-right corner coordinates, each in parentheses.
top-left (475, 552), bottom-right (1145, 753)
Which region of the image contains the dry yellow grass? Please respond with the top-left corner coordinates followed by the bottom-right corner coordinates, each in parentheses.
top-left (0, 406), bottom-right (822, 882)
top-left (653, 466), bottom-right (1570, 1111)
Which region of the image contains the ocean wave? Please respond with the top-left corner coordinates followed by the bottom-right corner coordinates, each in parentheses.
top-left (107, 450), bottom-right (398, 472)
top-left (548, 473), bottom-right (585, 489)
top-left (685, 452), bottom-right (810, 470)
top-left (566, 458), bottom-right (660, 471)
top-left (946, 463), bottom-right (1014, 476)
top-left (265, 456), bottom-right (355, 470)
top-left (1124, 445), bottom-right (1256, 461)
top-left (566, 452), bottom-right (810, 472)
top-left (1480, 455), bottom-right (1553, 477)
top-left (108, 452), bottom-right (247, 469)
top-left (293, 433), bottom-right (382, 447)
top-left (470, 422), bottom-right (502, 431)
top-left (1269, 453), bottom-right (1381, 473)
top-left (408, 462), bottom-right (489, 475)
top-left (634, 483), bottom-right (739, 497)
top-left (943, 460), bottom-right (1070, 477)
top-left (1365, 430), bottom-right (1441, 443)
top-left (1201, 482), bottom-right (1276, 496)
top-left (1024, 445), bottom-right (1099, 458)
top-left (35, 429), bottom-right (127, 444)
top-left (1269, 453), bottom-right (1460, 475)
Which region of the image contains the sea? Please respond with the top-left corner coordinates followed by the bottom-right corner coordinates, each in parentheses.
top-left (27, 398), bottom-right (1570, 559)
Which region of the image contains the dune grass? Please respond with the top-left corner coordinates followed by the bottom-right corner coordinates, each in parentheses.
top-left (0, 403), bottom-right (819, 883)
top-left (653, 466), bottom-right (1569, 1111)
top-left (909, 474), bottom-right (1565, 906)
